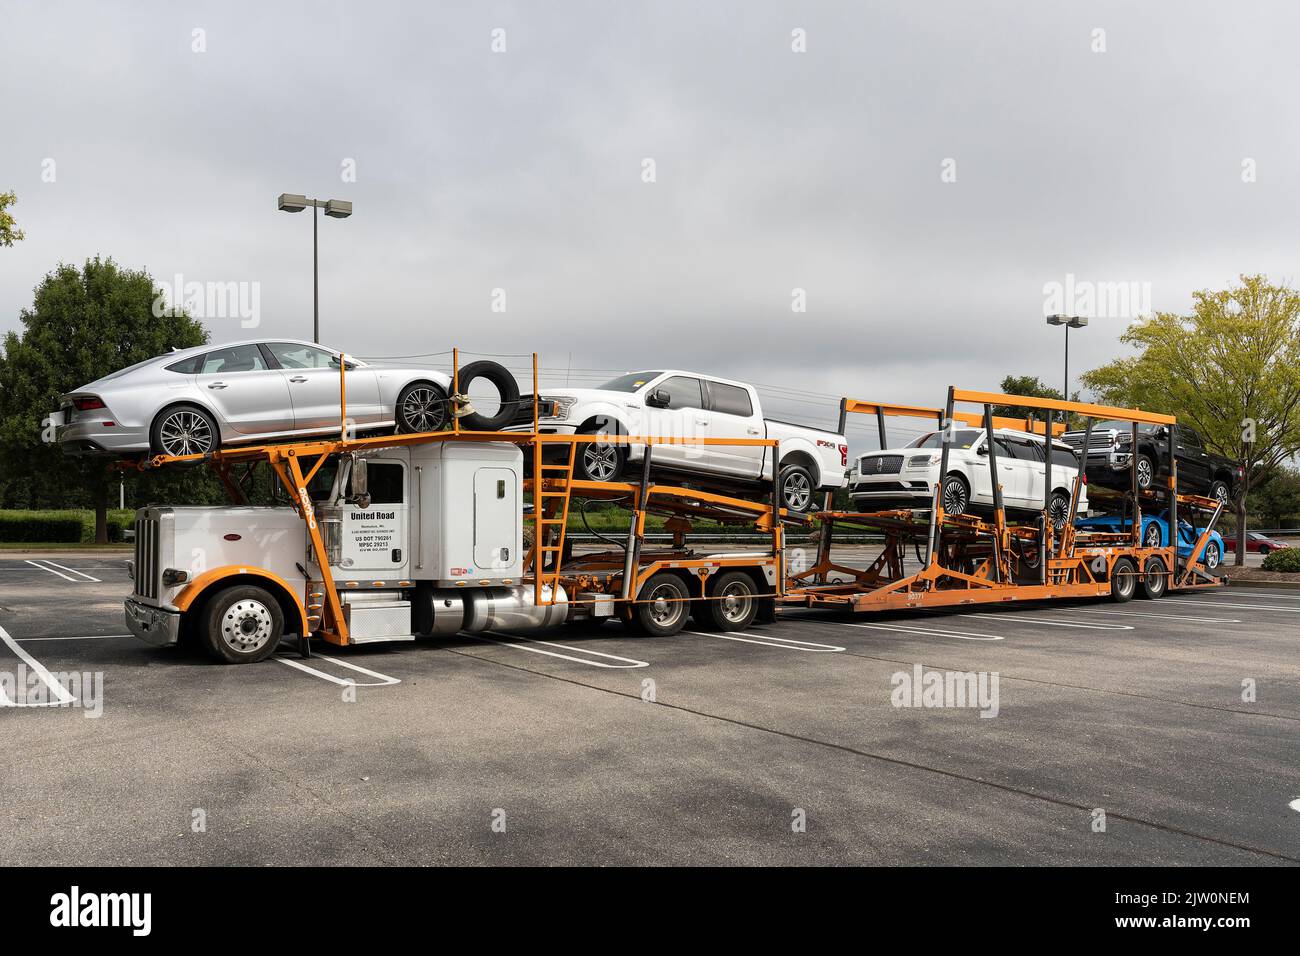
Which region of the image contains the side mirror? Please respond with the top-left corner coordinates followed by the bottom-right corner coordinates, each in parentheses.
top-left (976, 445), bottom-right (989, 456)
top-left (349, 455), bottom-right (368, 505)
top-left (646, 388), bottom-right (670, 409)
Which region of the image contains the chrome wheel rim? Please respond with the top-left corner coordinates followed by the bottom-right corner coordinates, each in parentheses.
top-left (159, 410), bottom-right (214, 456)
top-left (400, 387), bottom-right (446, 432)
top-left (1145, 561), bottom-right (1165, 591)
top-left (583, 443), bottom-right (619, 481)
top-left (1144, 525), bottom-right (1162, 548)
top-left (220, 599), bottom-right (273, 653)
top-left (1204, 544), bottom-right (1220, 569)
top-left (1214, 484), bottom-right (1230, 505)
top-left (942, 479), bottom-right (967, 515)
top-left (1136, 458), bottom-right (1153, 488)
top-left (719, 580), bottom-right (753, 623)
top-left (782, 472), bottom-right (811, 511)
top-left (1049, 497), bottom-right (1068, 524)
top-left (647, 583), bottom-right (685, 627)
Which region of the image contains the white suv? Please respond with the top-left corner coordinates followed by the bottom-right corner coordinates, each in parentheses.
top-left (848, 427), bottom-right (1088, 522)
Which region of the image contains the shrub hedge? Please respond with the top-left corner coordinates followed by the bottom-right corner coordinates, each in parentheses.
top-left (1261, 547), bottom-right (1300, 573)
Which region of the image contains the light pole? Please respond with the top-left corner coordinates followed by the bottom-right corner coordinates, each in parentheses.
top-left (277, 193), bottom-right (353, 343)
top-left (1046, 314), bottom-right (1088, 418)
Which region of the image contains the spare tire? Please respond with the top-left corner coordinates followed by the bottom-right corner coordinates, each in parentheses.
top-left (455, 360), bottom-right (522, 431)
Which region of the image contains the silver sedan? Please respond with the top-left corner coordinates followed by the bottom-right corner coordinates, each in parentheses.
top-left (49, 339), bottom-right (453, 457)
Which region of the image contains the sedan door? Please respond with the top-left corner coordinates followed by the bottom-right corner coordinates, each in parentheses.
top-left (192, 344), bottom-right (294, 436)
top-left (264, 342), bottom-right (382, 432)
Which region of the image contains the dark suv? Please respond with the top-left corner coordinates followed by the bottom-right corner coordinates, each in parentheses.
top-left (1061, 421), bottom-right (1240, 505)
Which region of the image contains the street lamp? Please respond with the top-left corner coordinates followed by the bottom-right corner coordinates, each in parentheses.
top-left (1046, 313), bottom-right (1088, 405)
top-left (278, 193), bottom-right (353, 343)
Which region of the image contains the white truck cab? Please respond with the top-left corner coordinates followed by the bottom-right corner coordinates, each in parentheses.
top-left (124, 442), bottom-right (567, 663)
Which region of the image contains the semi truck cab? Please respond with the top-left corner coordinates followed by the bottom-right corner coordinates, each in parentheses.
top-left (124, 441), bottom-right (568, 663)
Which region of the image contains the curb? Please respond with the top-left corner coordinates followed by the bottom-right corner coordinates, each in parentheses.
top-left (1225, 577), bottom-right (1300, 591)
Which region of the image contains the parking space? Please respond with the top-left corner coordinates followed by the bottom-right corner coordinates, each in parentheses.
top-left (1, 551), bottom-right (1297, 866)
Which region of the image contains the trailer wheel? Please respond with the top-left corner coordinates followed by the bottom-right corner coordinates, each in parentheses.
top-left (200, 585), bottom-right (284, 664)
top-left (699, 571), bottom-right (759, 631)
top-left (1138, 556), bottom-right (1168, 600)
top-left (1110, 557), bottom-right (1137, 603)
top-left (632, 572), bottom-right (690, 636)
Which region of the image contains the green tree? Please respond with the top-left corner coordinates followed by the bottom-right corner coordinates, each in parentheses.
top-left (0, 257), bottom-right (216, 541)
top-left (1081, 275), bottom-right (1300, 564)
top-left (1248, 467), bottom-right (1300, 528)
top-left (0, 191), bottom-right (25, 246)
top-left (992, 375), bottom-right (1081, 427)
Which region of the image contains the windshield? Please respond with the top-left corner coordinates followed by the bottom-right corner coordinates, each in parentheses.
top-left (598, 371), bottom-right (662, 392)
top-left (906, 429), bottom-right (982, 450)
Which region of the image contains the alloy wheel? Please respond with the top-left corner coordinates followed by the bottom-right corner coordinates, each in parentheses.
top-left (942, 478), bottom-right (967, 515)
top-left (647, 582), bottom-right (685, 629)
top-left (718, 580), bottom-right (754, 624)
top-left (401, 387), bottom-right (447, 432)
top-left (158, 410), bottom-right (214, 456)
top-left (583, 443), bottom-right (619, 481)
top-left (782, 471), bottom-right (811, 511)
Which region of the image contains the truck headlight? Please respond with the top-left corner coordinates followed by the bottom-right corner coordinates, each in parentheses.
top-left (1115, 432), bottom-right (1132, 446)
top-left (162, 568), bottom-right (189, 586)
top-left (540, 396), bottom-right (576, 421)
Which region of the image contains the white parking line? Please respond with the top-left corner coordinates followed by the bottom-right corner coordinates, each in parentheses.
top-left (474, 632), bottom-right (649, 668)
top-left (274, 654), bottom-right (402, 687)
top-left (0, 623), bottom-right (77, 706)
top-left (824, 620), bottom-right (1005, 642)
top-left (15, 633), bottom-right (132, 642)
top-left (951, 613), bottom-right (1133, 630)
top-left (23, 559), bottom-right (84, 582)
top-left (1068, 608), bottom-right (1244, 624)
top-left (39, 560), bottom-right (101, 583)
top-left (686, 630), bottom-right (844, 652)
top-left (1164, 599), bottom-right (1300, 612)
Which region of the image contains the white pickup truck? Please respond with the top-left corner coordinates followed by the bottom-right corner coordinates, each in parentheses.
top-left (508, 370), bottom-right (848, 512)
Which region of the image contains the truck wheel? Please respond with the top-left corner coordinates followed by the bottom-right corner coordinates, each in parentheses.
top-left (200, 585), bottom-right (284, 664)
top-left (396, 381), bottom-right (449, 433)
top-left (1110, 557), bottom-right (1137, 603)
top-left (1138, 557), bottom-right (1168, 599)
top-left (1135, 454), bottom-right (1154, 490)
top-left (701, 571), bottom-right (759, 631)
top-left (778, 463), bottom-right (815, 513)
top-left (632, 572), bottom-right (690, 636)
top-left (1208, 479), bottom-right (1230, 506)
top-left (575, 428), bottom-right (625, 482)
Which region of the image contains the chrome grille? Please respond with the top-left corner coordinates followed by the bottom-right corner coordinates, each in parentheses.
top-left (134, 515), bottom-right (160, 599)
top-left (858, 454), bottom-right (904, 475)
top-left (1062, 431), bottom-right (1116, 452)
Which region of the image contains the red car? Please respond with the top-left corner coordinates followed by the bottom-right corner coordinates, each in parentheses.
top-left (1226, 531), bottom-right (1291, 555)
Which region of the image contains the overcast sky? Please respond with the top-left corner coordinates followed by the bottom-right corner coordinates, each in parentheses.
top-left (2, 0), bottom-right (1297, 441)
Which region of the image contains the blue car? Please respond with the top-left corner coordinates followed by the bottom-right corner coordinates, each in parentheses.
top-left (1075, 511), bottom-right (1224, 570)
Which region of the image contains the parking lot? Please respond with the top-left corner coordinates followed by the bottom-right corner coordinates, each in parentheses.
top-left (2, 550), bottom-right (1297, 866)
